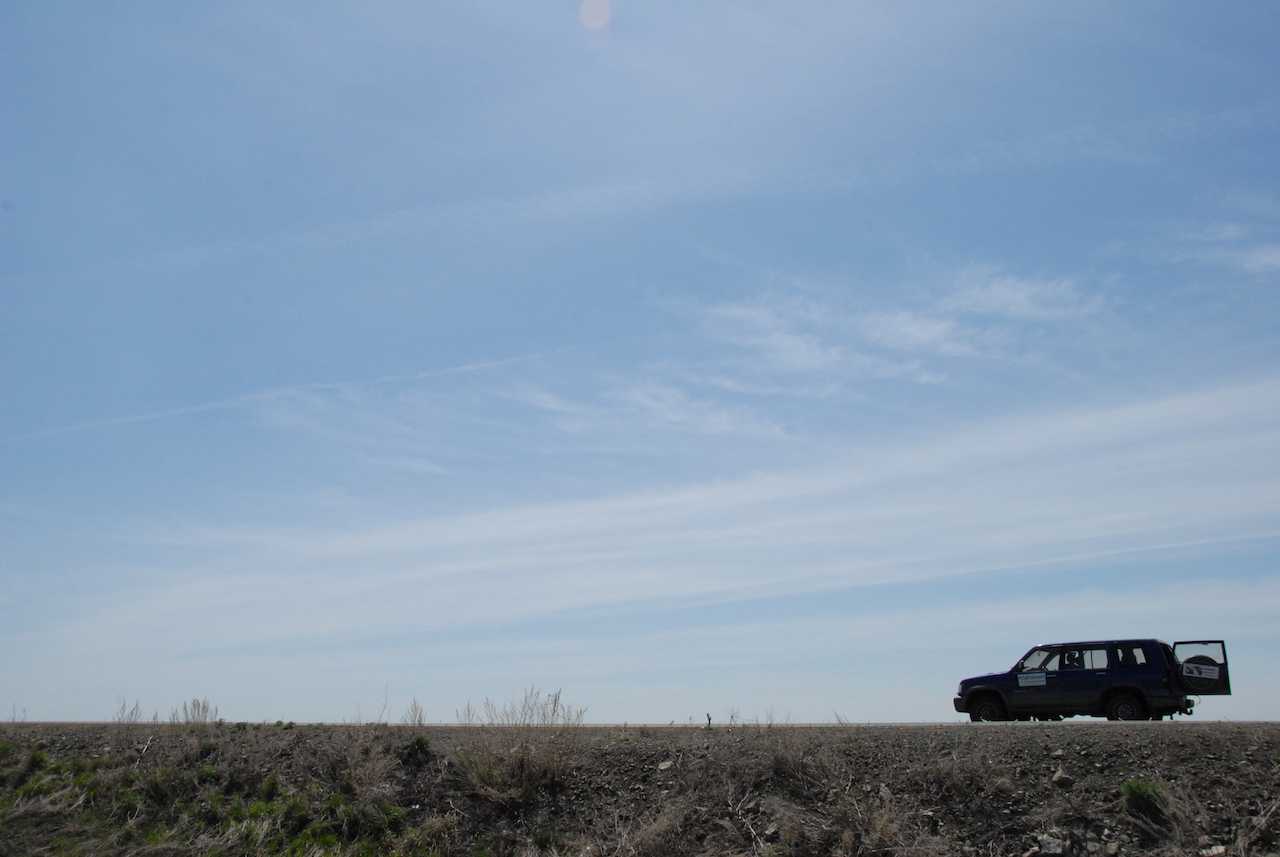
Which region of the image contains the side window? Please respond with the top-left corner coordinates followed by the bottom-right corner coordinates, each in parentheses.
top-left (1019, 648), bottom-right (1054, 671)
top-left (1055, 649), bottom-right (1083, 670)
top-left (1114, 645), bottom-right (1148, 668)
top-left (1083, 648), bottom-right (1109, 670)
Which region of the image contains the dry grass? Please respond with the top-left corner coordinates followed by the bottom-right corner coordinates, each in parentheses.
top-left (2, 713), bottom-right (1277, 856)
top-left (450, 687), bottom-right (586, 807)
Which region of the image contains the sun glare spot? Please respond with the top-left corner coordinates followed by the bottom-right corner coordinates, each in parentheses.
top-left (579, 0), bottom-right (610, 31)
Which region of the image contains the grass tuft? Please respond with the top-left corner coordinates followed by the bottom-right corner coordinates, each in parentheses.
top-left (1121, 777), bottom-right (1169, 826)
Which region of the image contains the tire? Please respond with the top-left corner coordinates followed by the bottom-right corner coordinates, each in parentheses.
top-left (968, 694), bottom-right (1007, 722)
top-left (1105, 692), bottom-right (1145, 721)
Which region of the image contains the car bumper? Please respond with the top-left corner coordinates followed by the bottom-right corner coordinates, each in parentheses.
top-left (1149, 693), bottom-right (1195, 716)
top-left (953, 696), bottom-right (966, 713)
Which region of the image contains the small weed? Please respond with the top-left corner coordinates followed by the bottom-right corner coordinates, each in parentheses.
top-left (259, 772), bottom-right (281, 801)
top-left (144, 826), bottom-right (171, 845)
top-left (1121, 777), bottom-right (1169, 827)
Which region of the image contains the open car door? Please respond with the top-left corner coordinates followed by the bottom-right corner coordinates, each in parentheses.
top-left (1173, 640), bottom-right (1231, 695)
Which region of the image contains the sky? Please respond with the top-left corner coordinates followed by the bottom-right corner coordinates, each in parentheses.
top-left (3, 2), bottom-right (1279, 723)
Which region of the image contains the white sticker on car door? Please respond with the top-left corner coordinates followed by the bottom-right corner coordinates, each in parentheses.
top-left (1018, 672), bottom-right (1047, 687)
top-left (1183, 662), bottom-right (1220, 680)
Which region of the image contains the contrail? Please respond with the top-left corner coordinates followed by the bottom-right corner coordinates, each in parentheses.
top-left (3, 353), bottom-right (547, 443)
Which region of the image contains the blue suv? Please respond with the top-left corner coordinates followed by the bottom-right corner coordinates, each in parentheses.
top-left (953, 639), bottom-right (1230, 721)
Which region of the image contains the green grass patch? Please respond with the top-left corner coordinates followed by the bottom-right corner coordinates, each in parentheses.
top-left (248, 799), bottom-right (275, 819)
top-left (16, 772), bottom-right (60, 800)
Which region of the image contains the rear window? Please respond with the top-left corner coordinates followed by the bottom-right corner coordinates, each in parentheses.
top-left (1115, 644), bottom-right (1148, 667)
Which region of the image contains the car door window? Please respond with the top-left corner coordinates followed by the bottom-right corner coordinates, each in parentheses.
top-left (1052, 647), bottom-right (1107, 671)
top-left (1019, 649), bottom-right (1054, 671)
top-left (1057, 648), bottom-right (1083, 670)
top-left (1082, 648), bottom-right (1109, 670)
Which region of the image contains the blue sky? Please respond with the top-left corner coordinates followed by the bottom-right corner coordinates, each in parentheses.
top-left (3, 2), bottom-right (1279, 722)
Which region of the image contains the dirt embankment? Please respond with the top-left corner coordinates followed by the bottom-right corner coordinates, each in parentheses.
top-left (1, 721), bottom-right (1277, 856)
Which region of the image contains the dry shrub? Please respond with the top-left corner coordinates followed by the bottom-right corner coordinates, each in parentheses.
top-left (169, 697), bottom-right (218, 726)
top-left (113, 699), bottom-right (143, 725)
top-left (450, 687), bottom-right (585, 806)
top-left (402, 697), bottom-right (427, 727)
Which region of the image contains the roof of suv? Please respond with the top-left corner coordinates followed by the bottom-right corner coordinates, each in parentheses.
top-left (1032, 639), bottom-right (1167, 648)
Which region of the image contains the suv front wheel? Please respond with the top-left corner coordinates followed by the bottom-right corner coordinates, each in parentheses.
top-left (1105, 692), bottom-right (1145, 721)
top-left (968, 694), bottom-right (1007, 722)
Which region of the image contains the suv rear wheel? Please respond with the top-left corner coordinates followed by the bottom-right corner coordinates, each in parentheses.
top-left (1105, 692), bottom-right (1145, 721)
top-left (968, 694), bottom-right (1006, 722)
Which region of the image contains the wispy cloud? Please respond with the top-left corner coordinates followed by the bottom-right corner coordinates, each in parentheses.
top-left (675, 371), bottom-right (844, 399)
top-left (1165, 214), bottom-right (1280, 275)
top-left (92, 375), bottom-right (1280, 648)
top-left (694, 260), bottom-right (1104, 386)
top-left (1239, 244), bottom-right (1280, 273)
top-left (610, 383), bottom-right (784, 437)
top-left (509, 381), bottom-right (784, 439)
top-left (3, 354), bottom-right (545, 444)
top-left (703, 300), bottom-right (843, 372)
top-left (943, 268), bottom-right (1100, 320)
top-left (856, 311), bottom-right (979, 357)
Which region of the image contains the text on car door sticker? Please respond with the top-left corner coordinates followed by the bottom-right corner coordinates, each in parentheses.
top-left (1018, 672), bottom-right (1047, 687)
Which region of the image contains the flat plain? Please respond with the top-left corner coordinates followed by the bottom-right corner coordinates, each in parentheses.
top-left (1, 720), bottom-right (1277, 856)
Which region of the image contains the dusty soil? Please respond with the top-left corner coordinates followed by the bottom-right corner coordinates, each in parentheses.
top-left (1, 721), bottom-right (1277, 856)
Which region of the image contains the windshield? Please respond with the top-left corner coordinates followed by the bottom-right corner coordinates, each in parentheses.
top-left (1017, 648), bottom-right (1055, 671)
